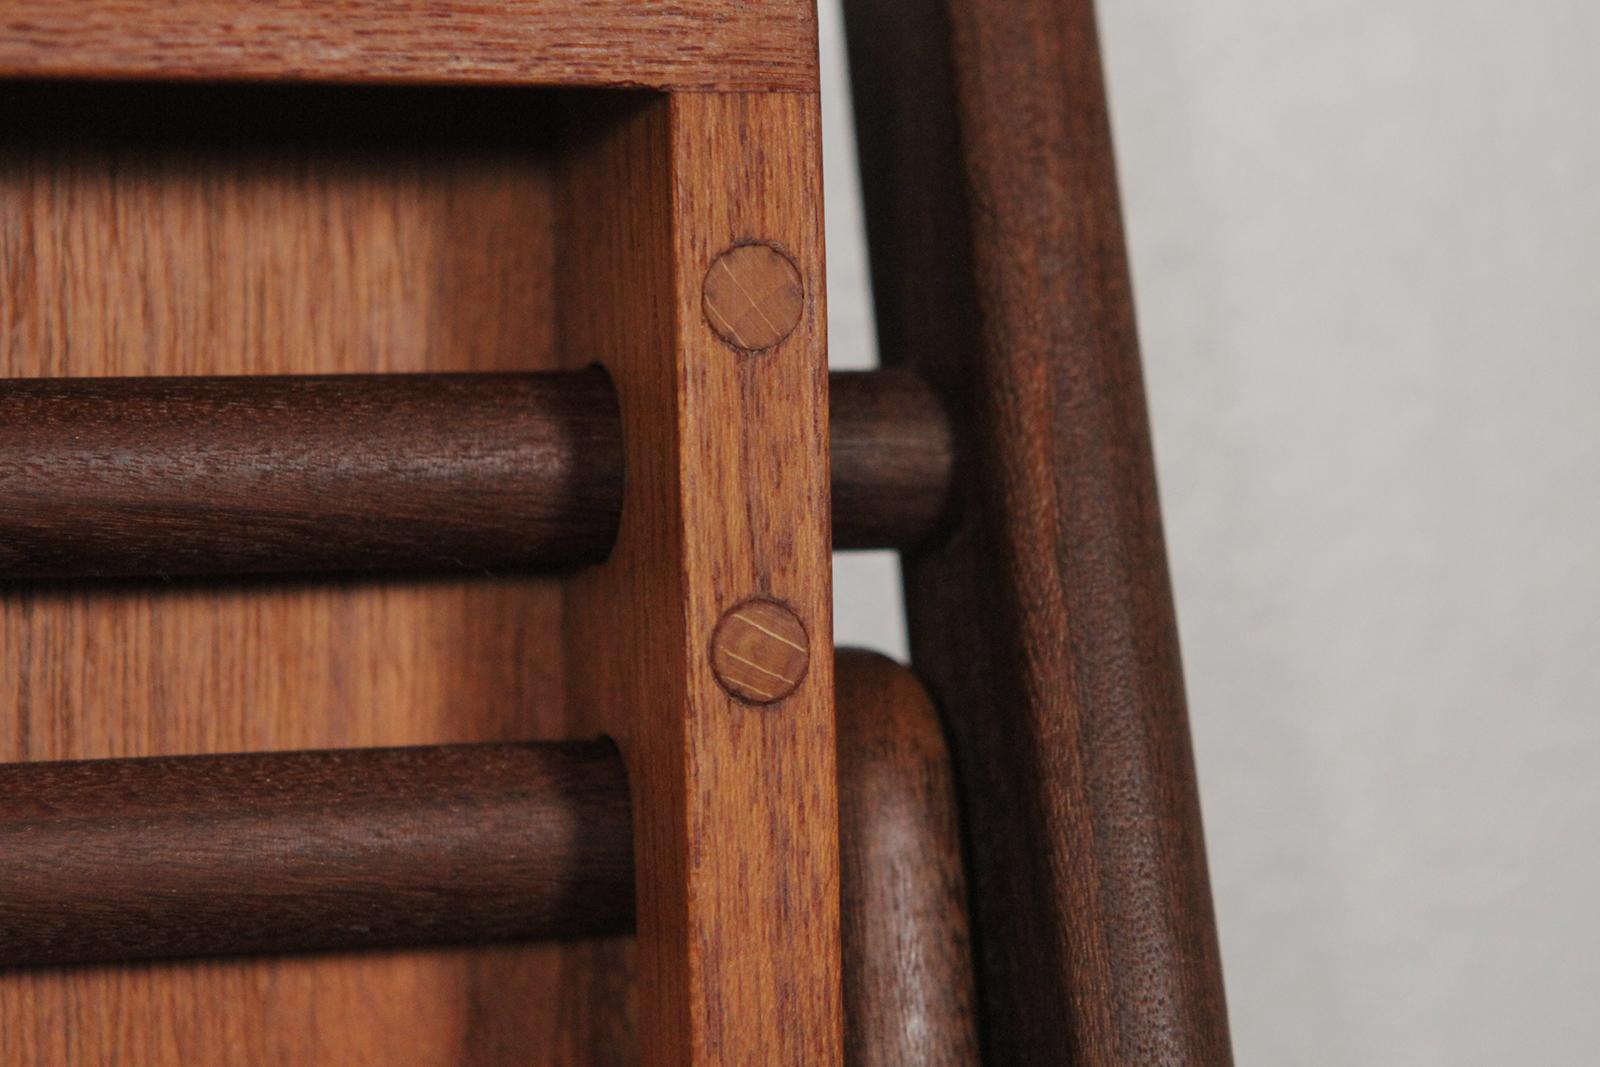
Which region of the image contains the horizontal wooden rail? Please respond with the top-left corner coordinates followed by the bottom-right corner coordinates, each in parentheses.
top-left (0, 656), bottom-right (977, 1019)
top-left (0, 368), bottom-right (951, 580)
top-left (0, 741), bottom-right (634, 966)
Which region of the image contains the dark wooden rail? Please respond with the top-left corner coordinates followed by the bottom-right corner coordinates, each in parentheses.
top-left (0, 655), bottom-right (978, 1067)
top-left (0, 741), bottom-right (635, 966)
top-left (847, 0), bottom-right (1233, 1062)
top-left (0, 368), bottom-right (951, 579)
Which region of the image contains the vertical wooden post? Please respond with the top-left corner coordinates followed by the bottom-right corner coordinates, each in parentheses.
top-left (560, 91), bottom-right (841, 1066)
top-left (845, 0), bottom-right (1233, 1063)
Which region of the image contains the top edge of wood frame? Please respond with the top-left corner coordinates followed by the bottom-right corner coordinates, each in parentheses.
top-left (0, 1), bottom-right (819, 91)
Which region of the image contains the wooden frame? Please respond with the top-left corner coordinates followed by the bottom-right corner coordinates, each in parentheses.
top-left (845, 0), bottom-right (1233, 1062)
top-left (0, 4), bottom-right (840, 1064)
top-left (0, 0), bottom-right (1231, 1062)
top-left (0, 1), bottom-right (818, 91)
top-left (558, 92), bottom-right (840, 1064)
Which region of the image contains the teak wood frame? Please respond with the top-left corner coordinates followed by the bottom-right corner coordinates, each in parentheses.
top-left (1, 4), bottom-right (839, 1065)
top-left (558, 93), bottom-right (840, 1064)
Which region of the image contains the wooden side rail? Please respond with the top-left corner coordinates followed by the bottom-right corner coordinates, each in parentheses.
top-left (846, 0), bottom-right (1233, 1061)
top-left (0, 653), bottom-right (978, 1064)
top-left (0, 741), bottom-right (635, 966)
top-left (0, 368), bottom-right (951, 579)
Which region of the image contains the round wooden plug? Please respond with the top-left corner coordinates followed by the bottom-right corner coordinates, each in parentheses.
top-left (702, 242), bottom-right (805, 352)
top-left (710, 598), bottom-right (810, 704)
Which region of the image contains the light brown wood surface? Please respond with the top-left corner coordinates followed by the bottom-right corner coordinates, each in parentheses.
top-left (1, 10), bottom-right (836, 1064)
top-left (0, 81), bottom-right (593, 1067)
top-left (0, 1), bottom-right (817, 91)
top-left (559, 91), bottom-right (841, 1066)
top-left (701, 242), bottom-right (807, 352)
top-left (709, 598), bottom-right (811, 704)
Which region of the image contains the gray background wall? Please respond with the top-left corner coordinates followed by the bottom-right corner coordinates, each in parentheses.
top-left (820, 3), bottom-right (1600, 1063)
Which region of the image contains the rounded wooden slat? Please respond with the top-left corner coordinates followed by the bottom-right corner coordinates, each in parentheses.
top-left (845, 0), bottom-right (1234, 1061)
top-left (0, 369), bottom-right (951, 579)
top-left (0, 656), bottom-right (984, 1067)
top-left (0, 741), bottom-right (634, 967)
top-left (837, 650), bottom-right (980, 1067)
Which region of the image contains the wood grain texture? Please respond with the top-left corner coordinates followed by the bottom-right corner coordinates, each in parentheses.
top-left (837, 650), bottom-right (979, 1067)
top-left (0, 741), bottom-right (633, 968)
top-left (829, 367), bottom-right (956, 550)
top-left (1, 661), bottom-right (981, 1067)
top-left (844, 0), bottom-right (1234, 1063)
top-left (701, 242), bottom-right (806, 352)
top-left (0, 80), bottom-right (588, 1067)
top-left (0, 1), bottom-right (817, 91)
top-left (0, 370), bottom-right (621, 578)
top-left (0, 369), bottom-right (950, 578)
top-left (558, 92), bottom-right (841, 1066)
top-left (708, 598), bottom-right (810, 705)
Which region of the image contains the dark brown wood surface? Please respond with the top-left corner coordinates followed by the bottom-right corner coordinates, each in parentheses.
top-left (0, 369), bottom-right (950, 578)
top-left (2, 657), bottom-right (984, 1067)
top-left (0, 741), bottom-right (633, 967)
top-left (837, 650), bottom-right (979, 1067)
top-left (0, 371), bottom-right (619, 578)
top-left (844, 0), bottom-right (1233, 1063)
top-left (830, 367), bottom-right (956, 549)
top-left (0, 0), bottom-right (818, 91)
